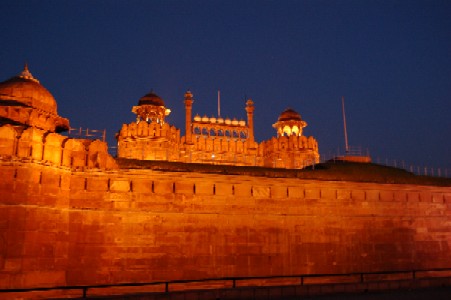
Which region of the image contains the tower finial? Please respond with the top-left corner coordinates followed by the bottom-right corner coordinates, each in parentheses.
top-left (18, 62), bottom-right (39, 83)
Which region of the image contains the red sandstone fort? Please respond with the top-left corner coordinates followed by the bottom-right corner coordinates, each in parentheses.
top-left (0, 66), bottom-right (450, 298)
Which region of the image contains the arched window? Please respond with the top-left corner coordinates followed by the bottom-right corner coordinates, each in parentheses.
top-left (283, 126), bottom-right (291, 136)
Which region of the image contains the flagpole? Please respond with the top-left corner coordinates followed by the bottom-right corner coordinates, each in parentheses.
top-left (218, 90), bottom-right (221, 117)
top-left (342, 96), bottom-right (349, 153)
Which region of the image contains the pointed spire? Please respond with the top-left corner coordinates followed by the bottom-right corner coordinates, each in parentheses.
top-left (18, 62), bottom-right (40, 83)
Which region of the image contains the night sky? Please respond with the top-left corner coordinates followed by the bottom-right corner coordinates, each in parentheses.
top-left (1, 0), bottom-right (450, 170)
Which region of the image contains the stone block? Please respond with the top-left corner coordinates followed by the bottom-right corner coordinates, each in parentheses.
top-left (109, 179), bottom-right (130, 192)
top-left (336, 189), bottom-right (351, 200)
top-left (407, 192), bottom-right (420, 202)
top-left (70, 176), bottom-right (86, 190)
top-left (87, 177), bottom-right (109, 191)
top-left (252, 186), bottom-right (270, 198)
top-left (366, 190), bottom-right (379, 201)
top-left (288, 186), bottom-right (305, 199)
top-left (132, 179), bottom-right (153, 193)
top-left (351, 190), bottom-right (365, 201)
top-left (444, 193), bottom-right (451, 203)
top-left (234, 184), bottom-right (251, 197)
top-left (175, 181), bottom-right (194, 195)
top-left (0, 167), bottom-right (15, 180)
top-left (22, 270), bottom-right (66, 288)
top-left (113, 201), bottom-right (131, 209)
top-left (432, 193), bottom-right (444, 203)
top-left (272, 186), bottom-right (288, 199)
top-left (305, 188), bottom-right (320, 199)
top-left (321, 188), bottom-right (336, 199)
top-left (154, 180), bottom-right (174, 194)
top-left (215, 183), bottom-right (232, 196)
top-left (419, 191), bottom-right (432, 202)
top-left (15, 168), bottom-right (38, 183)
top-left (194, 182), bottom-right (213, 195)
top-left (60, 174), bottom-right (71, 190)
top-left (394, 191), bottom-right (407, 201)
top-left (41, 171), bottom-right (60, 186)
top-left (379, 190), bottom-right (393, 201)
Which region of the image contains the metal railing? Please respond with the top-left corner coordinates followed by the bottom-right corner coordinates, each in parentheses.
top-left (1, 267), bottom-right (451, 299)
top-left (321, 150), bottom-right (450, 178)
top-left (64, 127), bottom-right (106, 142)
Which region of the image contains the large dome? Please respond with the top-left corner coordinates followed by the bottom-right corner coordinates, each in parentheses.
top-left (0, 65), bottom-right (57, 114)
top-left (277, 108), bottom-right (302, 122)
top-left (138, 91), bottom-right (165, 107)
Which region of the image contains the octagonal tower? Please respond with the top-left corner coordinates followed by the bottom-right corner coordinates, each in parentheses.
top-left (262, 108), bottom-right (319, 168)
top-left (117, 90), bottom-right (180, 161)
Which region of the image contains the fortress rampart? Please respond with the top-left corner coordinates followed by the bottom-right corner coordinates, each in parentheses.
top-left (1, 159), bottom-right (450, 289)
top-left (1, 65), bottom-right (450, 296)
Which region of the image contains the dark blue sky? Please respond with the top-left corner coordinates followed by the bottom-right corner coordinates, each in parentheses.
top-left (1, 0), bottom-right (450, 169)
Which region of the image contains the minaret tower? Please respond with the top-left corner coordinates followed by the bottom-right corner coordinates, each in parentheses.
top-left (245, 99), bottom-right (255, 144)
top-left (184, 90), bottom-right (194, 144)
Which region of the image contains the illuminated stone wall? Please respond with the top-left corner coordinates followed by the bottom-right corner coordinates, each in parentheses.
top-left (0, 160), bottom-right (450, 289)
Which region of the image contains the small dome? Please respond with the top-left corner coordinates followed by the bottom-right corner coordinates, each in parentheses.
top-left (138, 91), bottom-right (165, 106)
top-left (0, 65), bottom-right (57, 114)
top-left (231, 118), bottom-right (239, 125)
top-left (209, 116), bottom-right (217, 123)
top-left (239, 120), bottom-right (246, 126)
top-left (194, 114), bottom-right (201, 121)
top-left (201, 115), bottom-right (209, 122)
top-left (277, 108), bottom-right (302, 122)
top-left (217, 117), bottom-right (224, 124)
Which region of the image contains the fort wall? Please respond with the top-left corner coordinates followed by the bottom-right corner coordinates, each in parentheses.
top-left (1, 161), bottom-right (450, 289)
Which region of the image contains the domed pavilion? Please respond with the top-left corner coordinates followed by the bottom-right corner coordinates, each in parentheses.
top-left (0, 64), bottom-right (69, 132)
top-left (272, 108), bottom-right (307, 137)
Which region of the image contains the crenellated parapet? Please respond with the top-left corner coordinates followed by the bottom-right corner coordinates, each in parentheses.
top-left (118, 121), bottom-right (179, 140)
top-left (117, 121), bottom-right (181, 161)
top-left (181, 135), bottom-right (261, 165)
top-left (0, 124), bottom-right (117, 169)
top-left (261, 135), bottom-right (319, 168)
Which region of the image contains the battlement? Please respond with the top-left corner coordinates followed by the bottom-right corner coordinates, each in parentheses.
top-left (0, 124), bottom-right (117, 170)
